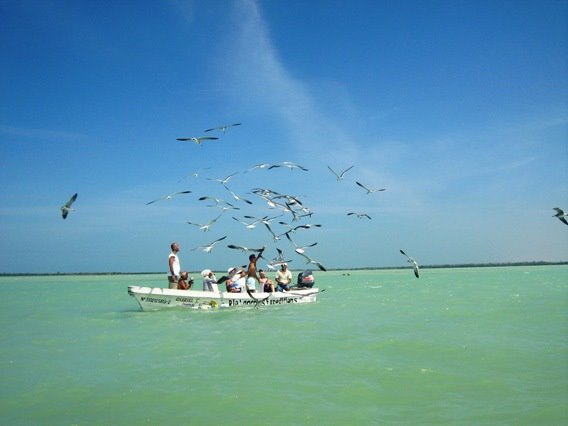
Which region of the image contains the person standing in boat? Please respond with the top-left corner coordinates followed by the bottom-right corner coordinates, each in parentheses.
top-left (246, 246), bottom-right (265, 292)
top-left (275, 262), bottom-right (292, 292)
top-left (201, 269), bottom-right (219, 292)
top-left (167, 242), bottom-right (181, 289)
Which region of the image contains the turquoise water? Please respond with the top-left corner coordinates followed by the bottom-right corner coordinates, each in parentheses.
top-left (1, 266), bottom-right (567, 425)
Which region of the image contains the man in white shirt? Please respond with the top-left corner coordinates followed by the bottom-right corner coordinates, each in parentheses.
top-left (167, 242), bottom-right (181, 289)
top-left (275, 263), bottom-right (292, 291)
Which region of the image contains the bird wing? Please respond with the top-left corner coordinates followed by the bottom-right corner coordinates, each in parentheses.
top-left (146, 197), bottom-right (163, 205)
top-left (211, 235), bottom-right (227, 245)
top-left (204, 123), bottom-right (241, 132)
top-left (327, 166), bottom-right (339, 178)
top-left (340, 165), bottom-right (354, 177)
top-left (65, 193), bottom-right (78, 208)
top-left (356, 181), bottom-right (369, 192)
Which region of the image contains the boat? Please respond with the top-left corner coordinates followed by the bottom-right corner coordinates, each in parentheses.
top-left (127, 285), bottom-right (321, 311)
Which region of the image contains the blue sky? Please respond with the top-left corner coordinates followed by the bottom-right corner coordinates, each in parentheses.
top-left (1, 0), bottom-right (567, 273)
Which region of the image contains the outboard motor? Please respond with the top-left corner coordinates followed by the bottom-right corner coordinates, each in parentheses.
top-left (297, 270), bottom-right (315, 288)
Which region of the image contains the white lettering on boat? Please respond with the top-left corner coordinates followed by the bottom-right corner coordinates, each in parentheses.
top-left (227, 297), bottom-right (299, 306)
top-left (140, 297), bottom-right (171, 305)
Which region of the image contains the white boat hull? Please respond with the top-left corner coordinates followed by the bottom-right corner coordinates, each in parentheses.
top-left (127, 285), bottom-right (320, 311)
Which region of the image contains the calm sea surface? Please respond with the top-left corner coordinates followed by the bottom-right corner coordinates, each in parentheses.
top-left (1, 266), bottom-right (567, 425)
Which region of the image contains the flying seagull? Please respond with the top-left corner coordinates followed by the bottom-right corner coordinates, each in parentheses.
top-left (328, 165), bottom-right (354, 181)
top-left (347, 212), bottom-right (372, 220)
top-left (61, 193), bottom-right (78, 219)
top-left (227, 244), bottom-right (265, 254)
top-left (146, 190), bottom-right (191, 205)
top-left (292, 224), bottom-right (322, 232)
top-left (400, 249), bottom-right (419, 278)
top-left (285, 232), bottom-right (317, 254)
top-left (268, 161), bottom-right (309, 172)
top-left (232, 216), bottom-right (261, 230)
top-left (178, 167), bottom-right (211, 182)
top-left (246, 163), bottom-right (274, 173)
top-left (204, 123), bottom-right (242, 133)
top-left (187, 214), bottom-right (223, 232)
top-left (356, 181), bottom-right (386, 194)
top-left (176, 136), bottom-right (218, 144)
top-left (263, 223), bottom-right (283, 241)
top-left (191, 236), bottom-right (227, 253)
top-left (208, 172), bottom-right (239, 185)
top-left (224, 185), bottom-right (253, 205)
top-left (297, 251), bottom-right (327, 272)
top-left (553, 208), bottom-right (568, 226)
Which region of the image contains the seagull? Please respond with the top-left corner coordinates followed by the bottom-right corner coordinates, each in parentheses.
top-left (328, 165), bottom-right (354, 181)
top-left (246, 163), bottom-right (274, 173)
top-left (268, 161), bottom-right (309, 172)
top-left (197, 196), bottom-right (240, 212)
top-left (227, 244), bottom-right (265, 254)
top-left (186, 214), bottom-right (223, 232)
top-left (263, 223), bottom-right (282, 241)
top-left (176, 136), bottom-right (219, 144)
top-left (347, 212), bottom-right (372, 220)
top-left (292, 224), bottom-right (322, 232)
top-left (400, 249), bottom-right (419, 278)
top-left (146, 190), bottom-right (191, 205)
top-left (204, 123), bottom-right (241, 133)
top-left (224, 185), bottom-right (253, 205)
top-left (285, 232), bottom-right (317, 254)
top-left (356, 181), bottom-right (386, 194)
top-left (208, 172), bottom-right (239, 185)
top-left (297, 251), bottom-right (327, 271)
top-left (191, 236), bottom-right (227, 253)
top-left (553, 208), bottom-right (568, 226)
top-left (61, 193), bottom-right (78, 219)
top-left (178, 167), bottom-right (211, 182)
top-left (244, 214), bottom-right (282, 225)
top-left (232, 216), bottom-right (261, 230)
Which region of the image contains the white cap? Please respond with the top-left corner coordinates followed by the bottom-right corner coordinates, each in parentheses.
top-left (228, 267), bottom-right (236, 274)
top-left (201, 269), bottom-right (212, 277)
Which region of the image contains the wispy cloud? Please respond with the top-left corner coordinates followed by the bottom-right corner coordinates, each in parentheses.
top-left (223, 0), bottom-right (358, 163)
top-left (0, 124), bottom-right (86, 142)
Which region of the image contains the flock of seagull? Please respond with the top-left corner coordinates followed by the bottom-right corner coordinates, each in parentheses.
top-left (60, 122), bottom-right (568, 278)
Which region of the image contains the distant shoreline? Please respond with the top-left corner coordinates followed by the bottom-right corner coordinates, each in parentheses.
top-left (1, 261), bottom-right (566, 276)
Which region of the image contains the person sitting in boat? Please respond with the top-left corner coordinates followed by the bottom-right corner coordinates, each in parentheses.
top-left (177, 271), bottom-right (193, 290)
top-left (217, 267), bottom-right (237, 285)
top-left (275, 263), bottom-right (292, 292)
top-left (226, 269), bottom-right (244, 293)
top-left (258, 269), bottom-right (275, 292)
top-left (201, 269), bottom-right (219, 292)
top-left (236, 269), bottom-right (249, 292)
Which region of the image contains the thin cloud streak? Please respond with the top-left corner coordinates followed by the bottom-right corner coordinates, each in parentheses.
top-left (225, 0), bottom-right (358, 163)
top-left (0, 124), bottom-right (86, 142)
